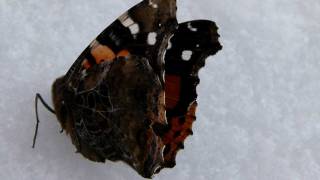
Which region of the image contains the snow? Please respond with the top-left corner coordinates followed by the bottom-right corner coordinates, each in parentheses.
top-left (1, 0), bottom-right (320, 179)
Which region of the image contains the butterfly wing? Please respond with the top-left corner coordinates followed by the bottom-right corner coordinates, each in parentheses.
top-left (52, 0), bottom-right (177, 178)
top-left (51, 1), bottom-right (222, 177)
top-left (64, 0), bottom-right (177, 87)
top-left (160, 20), bottom-right (222, 167)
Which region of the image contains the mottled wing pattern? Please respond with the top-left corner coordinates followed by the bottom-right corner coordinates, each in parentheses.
top-left (50, 1), bottom-right (222, 178)
top-left (161, 20), bottom-right (222, 167)
top-left (52, 0), bottom-right (177, 178)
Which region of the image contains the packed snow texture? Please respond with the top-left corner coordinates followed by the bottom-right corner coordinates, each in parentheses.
top-left (1, 0), bottom-right (320, 179)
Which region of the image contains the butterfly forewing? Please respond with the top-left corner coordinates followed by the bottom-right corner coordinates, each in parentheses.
top-left (162, 20), bottom-right (222, 167)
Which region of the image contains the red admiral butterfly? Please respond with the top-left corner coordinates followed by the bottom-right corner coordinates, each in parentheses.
top-left (33, 0), bottom-right (222, 178)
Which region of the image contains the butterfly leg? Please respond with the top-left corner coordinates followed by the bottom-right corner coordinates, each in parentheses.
top-left (32, 93), bottom-right (55, 148)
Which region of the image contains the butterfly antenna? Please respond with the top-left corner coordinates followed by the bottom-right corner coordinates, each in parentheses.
top-left (32, 93), bottom-right (55, 148)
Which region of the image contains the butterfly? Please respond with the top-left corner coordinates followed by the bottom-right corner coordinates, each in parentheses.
top-left (33, 0), bottom-right (222, 178)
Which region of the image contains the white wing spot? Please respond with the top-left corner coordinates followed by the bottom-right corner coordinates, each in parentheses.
top-left (122, 17), bottom-right (135, 27)
top-left (182, 50), bottom-right (193, 61)
top-left (129, 23), bottom-right (140, 34)
top-left (148, 0), bottom-right (158, 8)
top-left (187, 22), bottom-right (197, 32)
top-left (147, 32), bottom-right (157, 45)
top-left (119, 12), bottom-right (139, 35)
top-left (119, 13), bottom-right (134, 27)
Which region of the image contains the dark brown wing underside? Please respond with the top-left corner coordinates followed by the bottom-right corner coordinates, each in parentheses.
top-left (53, 56), bottom-right (165, 178)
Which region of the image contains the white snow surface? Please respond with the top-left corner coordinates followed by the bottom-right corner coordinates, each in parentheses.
top-left (1, 0), bottom-right (320, 179)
